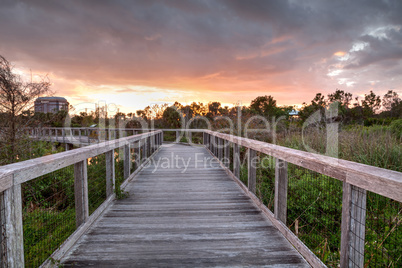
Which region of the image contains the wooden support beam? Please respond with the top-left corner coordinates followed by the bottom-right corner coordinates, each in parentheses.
top-left (224, 140), bottom-right (230, 168)
top-left (142, 138), bottom-right (147, 159)
top-left (218, 138), bottom-right (223, 161)
top-left (105, 150), bottom-right (115, 197)
top-left (274, 158), bottom-right (288, 224)
top-left (135, 141), bottom-right (140, 170)
top-left (340, 182), bottom-right (367, 268)
top-left (176, 130), bottom-right (180, 143)
top-left (248, 148), bottom-right (256, 194)
top-left (74, 160), bottom-right (89, 228)
top-left (124, 144), bottom-right (131, 180)
top-left (233, 143), bottom-right (240, 178)
top-left (1, 184), bottom-right (25, 267)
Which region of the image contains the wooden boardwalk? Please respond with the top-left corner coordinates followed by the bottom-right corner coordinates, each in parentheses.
top-left (61, 144), bottom-right (310, 267)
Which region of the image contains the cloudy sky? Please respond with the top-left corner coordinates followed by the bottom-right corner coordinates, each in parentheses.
top-left (1, 0), bottom-right (401, 113)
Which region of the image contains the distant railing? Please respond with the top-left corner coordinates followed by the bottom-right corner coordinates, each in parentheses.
top-left (203, 130), bottom-right (402, 268)
top-left (0, 130), bottom-right (163, 267)
top-left (27, 127), bottom-right (205, 146)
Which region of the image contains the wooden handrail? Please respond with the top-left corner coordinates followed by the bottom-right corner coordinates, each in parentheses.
top-left (204, 130), bottom-right (402, 202)
top-left (203, 130), bottom-right (402, 268)
top-left (0, 130), bottom-right (163, 267)
top-left (0, 131), bottom-right (163, 191)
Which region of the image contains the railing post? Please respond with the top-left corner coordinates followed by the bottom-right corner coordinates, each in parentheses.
top-left (224, 140), bottom-right (230, 168)
top-left (143, 138), bottom-right (148, 159)
top-left (217, 137), bottom-right (223, 161)
top-left (176, 130), bottom-right (180, 143)
top-left (188, 131), bottom-right (192, 143)
top-left (1, 184), bottom-right (25, 267)
top-left (106, 150), bottom-right (115, 197)
top-left (340, 182), bottom-right (367, 268)
top-left (124, 144), bottom-right (131, 180)
top-left (135, 140), bottom-right (141, 170)
top-left (274, 158), bottom-right (288, 224)
top-left (247, 148), bottom-right (256, 194)
top-left (147, 136), bottom-right (151, 156)
top-left (233, 143), bottom-right (240, 178)
top-left (213, 136), bottom-right (217, 156)
top-left (74, 160), bottom-right (89, 227)
top-left (62, 129), bottom-right (65, 143)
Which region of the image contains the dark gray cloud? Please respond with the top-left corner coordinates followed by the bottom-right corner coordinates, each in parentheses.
top-left (0, 0), bottom-right (401, 106)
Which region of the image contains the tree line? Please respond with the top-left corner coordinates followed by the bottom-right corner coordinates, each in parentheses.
top-left (1, 53), bottom-right (401, 164)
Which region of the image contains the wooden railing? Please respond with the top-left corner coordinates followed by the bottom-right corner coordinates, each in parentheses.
top-left (27, 127), bottom-right (205, 145)
top-left (0, 130), bottom-right (163, 267)
top-left (1, 127), bottom-right (401, 267)
top-left (203, 130), bottom-right (402, 268)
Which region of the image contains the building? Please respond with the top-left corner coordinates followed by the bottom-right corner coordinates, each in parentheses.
top-left (34, 97), bottom-right (69, 114)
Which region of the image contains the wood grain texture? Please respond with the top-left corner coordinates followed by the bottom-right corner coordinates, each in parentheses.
top-left (61, 144), bottom-right (310, 267)
top-left (205, 130), bottom-right (402, 202)
top-left (247, 148), bottom-right (256, 194)
top-left (74, 160), bottom-right (89, 228)
top-left (274, 158), bottom-right (288, 224)
top-left (0, 131), bottom-right (162, 189)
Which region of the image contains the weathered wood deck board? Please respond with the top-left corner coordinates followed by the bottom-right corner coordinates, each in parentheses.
top-left (61, 144), bottom-right (310, 267)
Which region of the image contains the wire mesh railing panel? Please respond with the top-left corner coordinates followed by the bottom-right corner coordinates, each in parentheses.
top-left (87, 154), bottom-right (107, 215)
top-left (256, 154), bottom-right (275, 212)
top-left (22, 165), bottom-right (76, 267)
top-left (0, 192), bottom-right (8, 268)
top-left (287, 164), bottom-right (342, 266)
top-left (364, 192), bottom-right (401, 267)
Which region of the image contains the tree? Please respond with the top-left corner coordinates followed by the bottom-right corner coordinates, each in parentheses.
top-left (207, 102), bottom-right (221, 117)
top-left (0, 55), bottom-right (51, 163)
top-left (361, 91), bottom-right (381, 117)
top-left (327, 89), bottom-right (353, 121)
top-left (249, 95), bottom-right (278, 117)
top-left (298, 93), bottom-right (327, 122)
top-left (162, 106), bottom-right (181, 128)
top-left (382, 90), bottom-right (401, 118)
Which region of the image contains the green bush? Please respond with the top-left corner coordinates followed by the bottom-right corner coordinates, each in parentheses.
top-left (390, 119), bottom-right (402, 139)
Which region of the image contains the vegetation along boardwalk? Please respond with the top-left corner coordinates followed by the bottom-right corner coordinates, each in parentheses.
top-left (61, 144), bottom-right (310, 267)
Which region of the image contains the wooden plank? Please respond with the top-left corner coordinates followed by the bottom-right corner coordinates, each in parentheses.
top-left (61, 144), bottom-right (310, 267)
top-left (74, 160), bottom-right (89, 227)
top-left (274, 158), bottom-right (288, 224)
top-left (247, 148), bottom-right (256, 194)
top-left (106, 150), bottom-right (115, 197)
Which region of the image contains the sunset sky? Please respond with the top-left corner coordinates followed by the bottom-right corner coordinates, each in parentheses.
top-left (1, 0), bottom-right (401, 114)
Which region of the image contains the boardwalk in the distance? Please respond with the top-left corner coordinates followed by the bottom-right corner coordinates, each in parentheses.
top-left (61, 144), bottom-right (310, 267)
